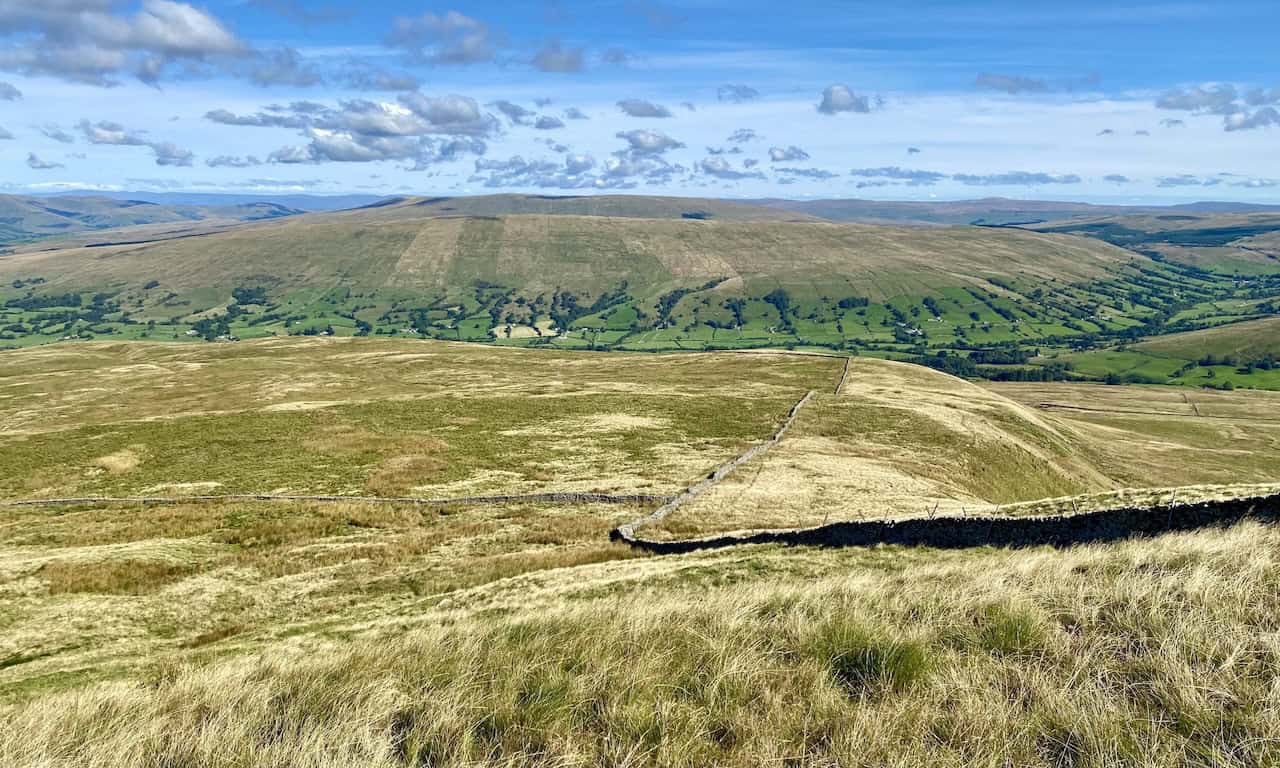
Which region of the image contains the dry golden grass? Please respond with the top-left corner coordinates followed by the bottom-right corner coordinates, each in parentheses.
top-left (41, 559), bottom-right (197, 596)
top-left (2, 339), bottom-right (1279, 766)
top-left (6, 522), bottom-right (1280, 766)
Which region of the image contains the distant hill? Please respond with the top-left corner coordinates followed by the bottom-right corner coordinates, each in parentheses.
top-left (42, 190), bottom-right (390, 211)
top-left (0, 205), bottom-right (1129, 302)
top-left (0, 194), bottom-right (304, 247)
top-left (350, 194), bottom-right (823, 222)
top-left (1024, 211), bottom-right (1280, 274)
top-left (751, 197), bottom-right (1280, 227)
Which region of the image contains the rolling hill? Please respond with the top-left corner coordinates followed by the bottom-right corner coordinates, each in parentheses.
top-left (0, 194), bottom-right (303, 248)
top-left (1025, 211), bottom-right (1280, 275)
top-left (0, 194), bottom-right (1277, 392)
top-left (754, 197), bottom-right (1280, 227)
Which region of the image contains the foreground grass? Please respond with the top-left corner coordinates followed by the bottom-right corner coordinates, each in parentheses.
top-left (5, 522), bottom-right (1280, 767)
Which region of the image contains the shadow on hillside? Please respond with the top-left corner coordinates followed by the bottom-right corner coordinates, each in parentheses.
top-left (617, 494), bottom-right (1280, 555)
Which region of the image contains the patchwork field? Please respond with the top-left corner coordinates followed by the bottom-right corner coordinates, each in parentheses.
top-left (2, 337), bottom-right (1279, 766)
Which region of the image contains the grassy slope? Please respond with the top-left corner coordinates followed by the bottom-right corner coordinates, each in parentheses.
top-left (0, 211), bottom-right (1128, 300)
top-left (1053, 317), bottom-right (1280, 389)
top-left (7, 521), bottom-right (1280, 767)
top-left (1133, 316), bottom-right (1280, 359)
top-left (365, 193), bottom-right (825, 222)
top-left (1, 338), bottom-right (1277, 718)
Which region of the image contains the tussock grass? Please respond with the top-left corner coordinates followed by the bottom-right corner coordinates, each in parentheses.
top-left (41, 559), bottom-right (197, 596)
top-left (6, 523), bottom-right (1280, 766)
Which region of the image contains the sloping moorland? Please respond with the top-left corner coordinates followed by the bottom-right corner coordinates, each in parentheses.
top-left (2, 338), bottom-right (1279, 767)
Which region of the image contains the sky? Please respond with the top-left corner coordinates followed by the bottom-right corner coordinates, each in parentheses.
top-left (0, 0), bottom-right (1277, 203)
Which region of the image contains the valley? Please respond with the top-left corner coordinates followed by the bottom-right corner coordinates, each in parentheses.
top-left (2, 194), bottom-right (1279, 392)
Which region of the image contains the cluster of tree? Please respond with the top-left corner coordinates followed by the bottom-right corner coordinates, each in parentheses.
top-left (763, 289), bottom-right (795, 331)
top-left (968, 346), bottom-right (1036, 365)
top-left (231, 286), bottom-right (269, 305)
top-left (5, 292), bottom-right (82, 310)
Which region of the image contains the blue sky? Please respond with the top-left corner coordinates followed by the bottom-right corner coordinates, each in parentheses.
top-left (0, 0), bottom-right (1277, 202)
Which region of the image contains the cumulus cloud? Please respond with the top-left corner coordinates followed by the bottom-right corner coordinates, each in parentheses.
top-left (490, 100), bottom-right (535, 126)
top-left (615, 129), bottom-right (683, 154)
top-left (717, 84), bottom-right (758, 103)
top-left (386, 10), bottom-right (502, 65)
top-left (466, 147), bottom-right (677, 191)
top-left (0, 81), bottom-right (20, 100)
top-left (206, 94), bottom-right (496, 169)
top-left (75, 119), bottom-right (194, 165)
top-left (206, 155), bottom-right (263, 168)
top-left (849, 167), bottom-right (947, 186)
top-left (727, 128), bottom-right (758, 144)
top-left (563, 107), bottom-right (589, 120)
top-left (26, 153), bottom-right (64, 169)
top-left (532, 41), bottom-right (584, 73)
top-left (817, 84), bottom-right (870, 115)
top-left (1156, 84), bottom-right (1238, 114)
top-left (952, 171), bottom-right (1081, 186)
top-left (1104, 174), bottom-right (1131, 183)
top-left (1157, 83), bottom-right (1280, 131)
top-left (1097, 129), bottom-right (1115, 136)
top-left (768, 145), bottom-right (809, 162)
top-left (564, 154), bottom-right (595, 174)
top-left (1160, 118), bottom-right (1186, 128)
top-left (617, 99), bottom-right (673, 118)
top-left (907, 147), bottom-right (921, 155)
top-left (1225, 107), bottom-right (1280, 132)
top-left (699, 156), bottom-right (764, 180)
top-left (535, 116), bottom-right (565, 130)
top-left (975, 73), bottom-right (1048, 94)
top-left (77, 120), bottom-right (149, 146)
top-left (0, 0), bottom-right (249, 86)
top-left (149, 141), bottom-right (194, 166)
top-left (245, 46), bottom-right (319, 86)
top-left (0, 125), bottom-right (12, 140)
top-left (39, 125), bottom-right (76, 143)
top-left (777, 167), bottom-right (837, 180)
top-left (262, 145), bottom-right (308, 164)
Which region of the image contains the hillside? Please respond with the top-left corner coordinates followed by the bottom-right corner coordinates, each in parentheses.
top-left (1027, 211), bottom-right (1280, 275)
top-left (3, 203), bottom-right (1277, 383)
top-left (2, 338), bottom-right (1279, 765)
top-left (0, 194), bottom-right (303, 247)
top-left (0, 210), bottom-right (1127, 297)
top-left (350, 194), bottom-right (823, 222)
top-left (754, 197), bottom-right (1280, 227)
